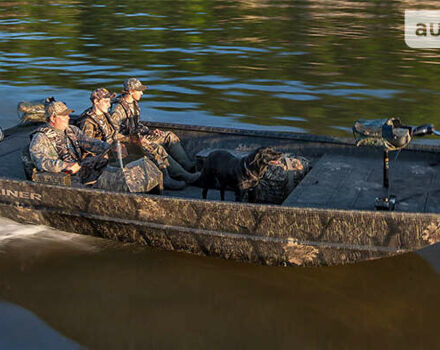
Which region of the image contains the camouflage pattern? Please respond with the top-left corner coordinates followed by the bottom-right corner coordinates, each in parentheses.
top-left (3, 175), bottom-right (440, 267)
top-left (110, 91), bottom-right (190, 171)
top-left (17, 100), bottom-right (46, 124)
top-left (123, 157), bottom-right (163, 192)
top-left (29, 154), bottom-right (108, 187)
top-left (254, 163), bottom-right (288, 204)
top-left (254, 155), bottom-right (310, 204)
top-left (96, 157), bottom-right (163, 193)
top-left (141, 131), bottom-right (190, 170)
top-left (21, 113), bottom-right (47, 124)
top-left (353, 118), bottom-right (412, 151)
top-left (90, 87), bottom-right (116, 102)
top-left (6, 121), bottom-right (440, 266)
top-left (123, 78), bottom-right (147, 92)
top-left (110, 97), bottom-right (172, 167)
top-left (284, 156), bottom-right (310, 190)
top-left (138, 137), bottom-right (169, 169)
top-left (32, 171), bottom-right (72, 186)
top-left (18, 100), bottom-right (46, 115)
top-left (79, 107), bottom-right (117, 144)
top-left (29, 124), bottom-right (109, 174)
top-left (111, 97), bottom-right (150, 136)
top-left (95, 166), bottom-right (128, 192)
top-left (45, 101), bottom-right (74, 118)
top-left (144, 130), bottom-right (180, 146)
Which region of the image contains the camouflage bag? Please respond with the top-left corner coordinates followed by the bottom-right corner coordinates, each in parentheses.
top-left (254, 155), bottom-right (310, 204)
top-left (17, 100), bottom-right (47, 124)
top-left (96, 156), bottom-right (163, 193)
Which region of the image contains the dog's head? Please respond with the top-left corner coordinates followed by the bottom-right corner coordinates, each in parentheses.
top-left (248, 147), bottom-right (283, 176)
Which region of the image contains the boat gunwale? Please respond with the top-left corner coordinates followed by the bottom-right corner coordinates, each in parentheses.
top-left (0, 176), bottom-right (439, 220)
top-left (5, 120), bottom-right (440, 153)
top-left (142, 121), bottom-right (440, 153)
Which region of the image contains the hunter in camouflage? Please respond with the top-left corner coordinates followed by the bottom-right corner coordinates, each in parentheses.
top-left (79, 88), bottom-right (118, 145)
top-left (110, 78), bottom-right (200, 190)
top-left (29, 100), bottom-right (111, 185)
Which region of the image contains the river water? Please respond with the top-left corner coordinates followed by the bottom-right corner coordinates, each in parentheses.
top-left (1, 0), bottom-right (440, 348)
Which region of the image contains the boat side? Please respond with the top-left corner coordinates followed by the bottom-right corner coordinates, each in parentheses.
top-left (0, 177), bottom-right (439, 266)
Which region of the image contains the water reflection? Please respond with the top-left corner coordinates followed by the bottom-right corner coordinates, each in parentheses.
top-left (0, 220), bottom-right (439, 349)
top-left (1, 1), bottom-right (440, 347)
top-left (1, 0), bottom-right (440, 135)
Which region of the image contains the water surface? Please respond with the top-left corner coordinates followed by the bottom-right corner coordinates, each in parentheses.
top-left (1, 0), bottom-right (440, 135)
top-left (0, 218), bottom-right (439, 349)
top-left (1, 1), bottom-right (440, 348)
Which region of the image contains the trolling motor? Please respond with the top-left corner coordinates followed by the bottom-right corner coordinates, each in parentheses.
top-left (353, 118), bottom-right (440, 211)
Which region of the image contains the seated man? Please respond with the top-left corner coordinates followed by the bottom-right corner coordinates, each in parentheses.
top-left (111, 78), bottom-right (200, 187)
top-left (79, 87), bottom-right (118, 145)
top-left (29, 100), bottom-right (111, 185)
top-left (80, 87), bottom-right (184, 190)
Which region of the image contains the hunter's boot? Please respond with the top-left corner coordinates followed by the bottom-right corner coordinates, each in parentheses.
top-left (167, 156), bottom-right (200, 184)
top-left (161, 167), bottom-right (186, 190)
top-left (167, 142), bottom-right (195, 171)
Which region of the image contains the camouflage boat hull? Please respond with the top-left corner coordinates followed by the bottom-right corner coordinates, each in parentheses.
top-left (1, 121), bottom-right (440, 266)
top-left (0, 177), bottom-right (439, 266)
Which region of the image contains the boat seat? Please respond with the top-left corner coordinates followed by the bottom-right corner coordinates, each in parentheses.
top-left (20, 145), bottom-right (73, 186)
top-left (32, 171), bottom-right (72, 186)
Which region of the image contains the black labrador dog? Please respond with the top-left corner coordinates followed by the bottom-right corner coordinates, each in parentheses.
top-left (199, 147), bottom-right (282, 202)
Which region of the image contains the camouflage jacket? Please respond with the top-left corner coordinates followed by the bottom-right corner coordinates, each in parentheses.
top-left (111, 97), bottom-right (150, 136)
top-left (79, 107), bottom-right (117, 144)
top-left (29, 124), bottom-right (109, 173)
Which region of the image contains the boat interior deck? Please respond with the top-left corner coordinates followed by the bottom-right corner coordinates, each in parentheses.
top-left (2, 123), bottom-right (440, 213)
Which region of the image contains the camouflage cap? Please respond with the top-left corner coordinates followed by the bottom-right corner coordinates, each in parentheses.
top-left (45, 101), bottom-right (74, 119)
top-left (123, 78), bottom-right (147, 92)
top-left (90, 87), bottom-right (116, 102)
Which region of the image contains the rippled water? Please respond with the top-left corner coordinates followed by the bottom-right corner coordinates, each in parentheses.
top-left (2, 0), bottom-right (440, 134)
top-left (0, 218), bottom-right (439, 349)
top-left (1, 0), bottom-right (440, 348)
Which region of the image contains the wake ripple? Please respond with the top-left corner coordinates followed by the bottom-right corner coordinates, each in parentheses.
top-left (0, 217), bottom-right (105, 253)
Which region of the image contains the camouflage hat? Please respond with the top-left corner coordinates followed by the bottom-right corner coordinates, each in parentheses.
top-left (123, 78), bottom-right (147, 92)
top-left (45, 101), bottom-right (74, 118)
top-left (90, 87), bottom-right (116, 102)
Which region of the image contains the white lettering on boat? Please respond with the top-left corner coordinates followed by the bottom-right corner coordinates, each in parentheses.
top-left (0, 188), bottom-right (41, 201)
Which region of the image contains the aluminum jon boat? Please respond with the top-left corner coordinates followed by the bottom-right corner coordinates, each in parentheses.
top-left (0, 120), bottom-right (440, 267)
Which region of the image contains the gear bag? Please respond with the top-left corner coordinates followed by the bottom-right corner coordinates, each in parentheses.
top-left (96, 156), bottom-right (163, 193)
